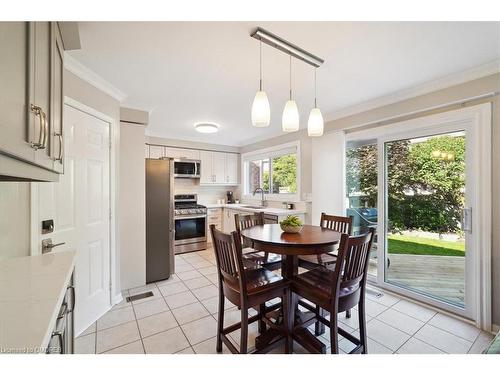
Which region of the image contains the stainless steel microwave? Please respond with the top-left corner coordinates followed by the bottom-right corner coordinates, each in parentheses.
top-left (173, 159), bottom-right (201, 178)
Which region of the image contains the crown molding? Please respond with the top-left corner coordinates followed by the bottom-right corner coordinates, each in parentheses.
top-left (64, 52), bottom-right (127, 102)
top-left (326, 59), bottom-right (500, 122)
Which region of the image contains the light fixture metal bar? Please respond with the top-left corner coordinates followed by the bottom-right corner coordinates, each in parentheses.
top-left (251, 27), bottom-right (324, 68)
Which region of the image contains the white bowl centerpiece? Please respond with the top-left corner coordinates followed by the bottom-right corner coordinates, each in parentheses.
top-left (280, 215), bottom-right (303, 234)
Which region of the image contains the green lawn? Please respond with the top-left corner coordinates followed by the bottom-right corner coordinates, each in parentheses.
top-left (388, 234), bottom-right (465, 257)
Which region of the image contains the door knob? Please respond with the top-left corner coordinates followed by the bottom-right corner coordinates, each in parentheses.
top-left (42, 239), bottom-right (66, 254)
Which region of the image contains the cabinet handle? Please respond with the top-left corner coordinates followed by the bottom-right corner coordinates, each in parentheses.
top-left (67, 285), bottom-right (75, 313)
top-left (41, 110), bottom-right (48, 149)
top-left (51, 331), bottom-right (65, 354)
top-left (30, 104), bottom-right (45, 150)
top-left (52, 132), bottom-right (63, 161)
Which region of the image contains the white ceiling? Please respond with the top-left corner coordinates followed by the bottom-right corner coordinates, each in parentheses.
top-left (69, 22), bottom-right (500, 146)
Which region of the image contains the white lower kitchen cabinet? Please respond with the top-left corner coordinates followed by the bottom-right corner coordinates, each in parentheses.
top-left (206, 207), bottom-right (222, 244)
top-left (221, 207), bottom-right (306, 233)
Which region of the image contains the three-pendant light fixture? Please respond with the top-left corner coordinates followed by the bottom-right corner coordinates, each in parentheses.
top-left (250, 28), bottom-right (325, 137)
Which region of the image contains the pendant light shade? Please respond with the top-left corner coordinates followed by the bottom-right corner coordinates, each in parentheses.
top-left (307, 107), bottom-right (324, 136)
top-left (282, 55), bottom-right (299, 132)
top-left (282, 100), bottom-right (300, 132)
top-left (251, 91), bottom-right (270, 127)
top-left (252, 40), bottom-right (270, 127)
top-left (307, 67), bottom-right (324, 137)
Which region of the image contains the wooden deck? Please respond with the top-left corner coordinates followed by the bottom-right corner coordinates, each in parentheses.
top-left (369, 254), bottom-right (465, 305)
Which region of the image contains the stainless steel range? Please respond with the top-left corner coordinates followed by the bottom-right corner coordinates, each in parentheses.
top-left (174, 194), bottom-right (207, 254)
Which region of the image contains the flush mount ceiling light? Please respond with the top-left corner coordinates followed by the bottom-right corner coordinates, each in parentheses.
top-left (194, 122), bottom-right (219, 134)
top-left (250, 27), bottom-right (325, 136)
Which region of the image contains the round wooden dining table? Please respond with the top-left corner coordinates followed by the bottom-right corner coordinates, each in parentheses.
top-left (240, 224), bottom-right (342, 353)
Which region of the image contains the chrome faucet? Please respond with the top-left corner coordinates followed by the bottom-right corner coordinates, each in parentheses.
top-left (253, 188), bottom-right (266, 207)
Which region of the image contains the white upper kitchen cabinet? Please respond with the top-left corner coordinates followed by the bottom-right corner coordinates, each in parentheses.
top-left (166, 147), bottom-right (200, 160)
top-left (199, 150), bottom-right (214, 184)
top-left (148, 145), bottom-right (165, 159)
top-left (199, 150), bottom-right (239, 186)
top-left (225, 153), bottom-right (238, 184)
top-left (212, 152), bottom-right (226, 184)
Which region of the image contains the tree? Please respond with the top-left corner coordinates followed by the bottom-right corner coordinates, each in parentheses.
top-left (346, 135), bottom-right (465, 234)
top-left (272, 154), bottom-right (297, 193)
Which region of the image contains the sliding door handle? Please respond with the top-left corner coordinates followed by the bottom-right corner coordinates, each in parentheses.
top-left (461, 207), bottom-right (472, 233)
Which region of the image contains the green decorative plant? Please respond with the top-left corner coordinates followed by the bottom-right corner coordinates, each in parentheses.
top-left (280, 215), bottom-right (303, 227)
top-left (280, 215), bottom-right (303, 233)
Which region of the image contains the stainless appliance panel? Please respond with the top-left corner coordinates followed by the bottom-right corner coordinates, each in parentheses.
top-left (175, 241), bottom-right (207, 254)
top-left (146, 158), bottom-right (174, 282)
top-left (173, 159), bottom-right (201, 178)
top-left (174, 216), bottom-right (207, 243)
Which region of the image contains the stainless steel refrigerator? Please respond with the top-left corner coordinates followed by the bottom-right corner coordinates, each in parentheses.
top-left (146, 158), bottom-right (175, 282)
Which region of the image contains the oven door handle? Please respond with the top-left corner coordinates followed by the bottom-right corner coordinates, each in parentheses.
top-left (174, 215), bottom-right (207, 220)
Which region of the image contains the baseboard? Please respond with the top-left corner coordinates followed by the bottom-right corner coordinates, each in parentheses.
top-left (112, 292), bottom-right (123, 306)
top-left (492, 324), bottom-right (500, 334)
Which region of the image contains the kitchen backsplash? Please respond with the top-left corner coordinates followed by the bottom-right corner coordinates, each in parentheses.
top-left (174, 178), bottom-right (240, 204)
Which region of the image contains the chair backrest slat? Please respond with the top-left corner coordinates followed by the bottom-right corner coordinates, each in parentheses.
top-left (330, 228), bottom-right (375, 295)
top-left (210, 225), bottom-right (246, 293)
top-left (320, 213), bottom-right (353, 235)
top-left (235, 212), bottom-right (264, 248)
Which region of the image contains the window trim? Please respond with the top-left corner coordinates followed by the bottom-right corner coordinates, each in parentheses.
top-left (241, 141), bottom-right (301, 202)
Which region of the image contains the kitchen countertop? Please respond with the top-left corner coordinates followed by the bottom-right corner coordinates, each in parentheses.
top-left (204, 203), bottom-right (306, 216)
top-left (0, 251), bottom-right (76, 354)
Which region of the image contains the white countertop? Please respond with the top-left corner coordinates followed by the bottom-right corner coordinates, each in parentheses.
top-left (0, 251), bottom-right (76, 353)
top-left (204, 203), bottom-right (306, 216)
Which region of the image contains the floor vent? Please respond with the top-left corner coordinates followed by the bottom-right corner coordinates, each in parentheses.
top-left (126, 291), bottom-right (154, 302)
top-left (366, 288), bottom-right (383, 298)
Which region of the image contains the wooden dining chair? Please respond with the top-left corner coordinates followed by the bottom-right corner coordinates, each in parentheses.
top-left (210, 225), bottom-right (292, 354)
top-left (291, 228), bottom-right (375, 354)
top-left (298, 213), bottom-right (353, 270)
top-left (234, 212), bottom-right (282, 272)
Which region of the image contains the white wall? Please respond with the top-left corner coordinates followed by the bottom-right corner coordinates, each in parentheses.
top-left (311, 131), bottom-right (345, 225)
top-left (119, 121), bottom-right (146, 290)
top-left (0, 183), bottom-right (30, 261)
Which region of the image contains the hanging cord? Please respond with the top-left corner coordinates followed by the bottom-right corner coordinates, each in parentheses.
top-left (289, 55), bottom-right (292, 100)
top-left (314, 67), bottom-right (317, 108)
top-left (259, 40), bottom-right (263, 91)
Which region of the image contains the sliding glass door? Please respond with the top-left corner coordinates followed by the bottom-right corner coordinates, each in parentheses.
top-left (345, 104), bottom-right (491, 324)
top-left (345, 139), bottom-right (378, 281)
top-left (382, 131), bottom-right (469, 310)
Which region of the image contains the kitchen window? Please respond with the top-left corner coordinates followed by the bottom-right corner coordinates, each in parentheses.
top-left (242, 141), bottom-right (300, 200)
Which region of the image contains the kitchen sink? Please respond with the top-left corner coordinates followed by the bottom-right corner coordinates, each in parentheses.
top-left (240, 205), bottom-right (266, 209)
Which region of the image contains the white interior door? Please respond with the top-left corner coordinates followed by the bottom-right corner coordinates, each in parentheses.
top-left (35, 103), bottom-right (111, 335)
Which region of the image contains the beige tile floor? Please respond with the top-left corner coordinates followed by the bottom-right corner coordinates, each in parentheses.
top-left (75, 249), bottom-right (494, 354)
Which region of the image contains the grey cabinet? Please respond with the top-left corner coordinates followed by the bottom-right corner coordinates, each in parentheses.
top-left (50, 23), bottom-right (65, 173)
top-left (0, 22), bottom-right (65, 180)
top-left (0, 23), bottom-right (35, 163)
top-left (47, 273), bottom-right (74, 354)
